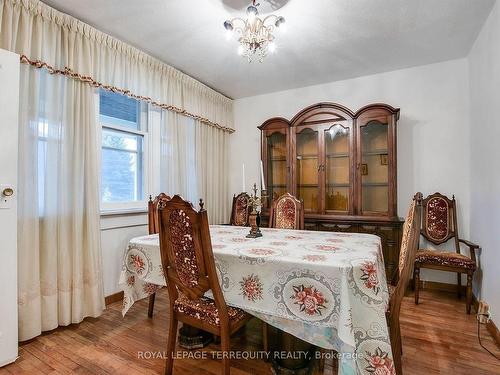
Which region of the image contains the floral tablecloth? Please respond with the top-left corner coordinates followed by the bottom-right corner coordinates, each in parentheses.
top-left (119, 225), bottom-right (394, 375)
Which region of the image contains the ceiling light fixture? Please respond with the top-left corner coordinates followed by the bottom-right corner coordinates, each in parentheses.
top-left (223, 1), bottom-right (285, 63)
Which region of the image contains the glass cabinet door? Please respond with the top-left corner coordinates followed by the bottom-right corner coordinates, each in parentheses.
top-left (324, 124), bottom-right (350, 213)
top-left (360, 120), bottom-right (389, 214)
top-left (296, 127), bottom-right (319, 213)
top-left (265, 131), bottom-right (288, 204)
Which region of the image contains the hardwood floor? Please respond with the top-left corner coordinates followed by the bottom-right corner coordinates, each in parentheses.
top-left (1, 289), bottom-right (499, 374)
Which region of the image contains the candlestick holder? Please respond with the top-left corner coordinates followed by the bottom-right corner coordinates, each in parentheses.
top-left (246, 183), bottom-right (268, 238)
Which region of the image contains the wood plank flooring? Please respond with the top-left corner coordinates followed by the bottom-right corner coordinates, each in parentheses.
top-left (1, 289), bottom-right (499, 374)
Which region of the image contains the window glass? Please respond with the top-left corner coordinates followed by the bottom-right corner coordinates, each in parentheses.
top-left (99, 90), bottom-right (145, 205)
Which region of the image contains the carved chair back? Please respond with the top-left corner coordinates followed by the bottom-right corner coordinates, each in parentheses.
top-left (269, 193), bottom-right (305, 230)
top-left (148, 193), bottom-right (171, 235)
top-left (157, 195), bottom-right (230, 318)
top-left (389, 192), bottom-right (422, 321)
top-left (230, 192), bottom-right (251, 226)
top-left (420, 192), bottom-right (460, 253)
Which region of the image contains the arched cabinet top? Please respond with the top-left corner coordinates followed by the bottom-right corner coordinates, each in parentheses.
top-left (258, 117), bottom-right (290, 130)
top-left (258, 102), bottom-right (400, 130)
top-left (355, 103), bottom-right (400, 121)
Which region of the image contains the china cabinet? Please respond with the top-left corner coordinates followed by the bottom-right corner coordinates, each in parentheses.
top-left (259, 102), bottom-right (403, 279)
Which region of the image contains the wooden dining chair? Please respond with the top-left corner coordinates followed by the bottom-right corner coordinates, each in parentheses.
top-left (157, 195), bottom-right (252, 375)
top-left (147, 193), bottom-right (171, 318)
top-left (229, 192), bottom-right (251, 226)
top-left (387, 192), bottom-right (422, 375)
top-left (413, 193), bottom-right (480, 314)
top-left (269, 193), bottom-right (304, 230)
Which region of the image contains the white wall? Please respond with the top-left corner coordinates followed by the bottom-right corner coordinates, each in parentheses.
top-left (230, 58), bottom-right (471, 284)
top-left (468, 0), bottom-right (500, 322)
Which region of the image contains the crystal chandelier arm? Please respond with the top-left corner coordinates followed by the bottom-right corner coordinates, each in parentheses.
top-left (262, 14), bottom-right (278, 25)
top-left (228, 17), bottom-right (247, 28)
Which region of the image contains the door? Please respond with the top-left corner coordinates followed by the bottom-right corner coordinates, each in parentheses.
top-left (0, 49), bottom-right (19, 366)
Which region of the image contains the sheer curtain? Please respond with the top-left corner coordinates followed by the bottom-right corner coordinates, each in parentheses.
top-left (195, 121), bottom-right (229, 224)
top-left (160, 112), bottom-right (229, 224)
top-left (17, 64), bottom-right (104, 341)
top-left (160, 111), bottom-right (198, 204)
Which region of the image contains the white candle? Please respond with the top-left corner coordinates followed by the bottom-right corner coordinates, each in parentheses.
top-left (260, 160), bottom-right (266, 190)
top-left (242, 163), bottom-right (246, 192)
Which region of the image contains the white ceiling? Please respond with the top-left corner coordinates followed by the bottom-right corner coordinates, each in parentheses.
top-left (43, 0), bottom-right (495, 99)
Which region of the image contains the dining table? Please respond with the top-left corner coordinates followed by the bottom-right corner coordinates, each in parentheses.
top-left (119, 225), bottom-right (394, 375)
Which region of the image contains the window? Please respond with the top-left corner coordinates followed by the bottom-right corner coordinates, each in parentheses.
top-left (99, 89), bottom-right (148, 210)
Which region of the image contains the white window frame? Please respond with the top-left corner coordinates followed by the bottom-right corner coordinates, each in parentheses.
top-left (98, 91), bottom-right (151, 214)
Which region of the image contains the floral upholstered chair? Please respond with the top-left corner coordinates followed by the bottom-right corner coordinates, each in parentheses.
top-left (413, 193), bottom-right (480, 314)
top-left (157, 195), bottom-right (251, 375)
top-left (386, 192), bottom-right (422, 375)
top-left (269, 193), bottom-right (304, 230)
top-left (146, 193), bottom-right (171, 318)
top-left (229, 192), bottom-right (251, 226)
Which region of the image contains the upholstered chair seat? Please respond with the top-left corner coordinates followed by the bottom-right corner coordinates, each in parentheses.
top-left (174, 292), bottom-right (248, 327)
top-left (415, 250), bottom-right (476, 271)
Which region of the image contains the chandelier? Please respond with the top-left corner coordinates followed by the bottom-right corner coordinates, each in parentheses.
top-left (223, 1), bottom-right (286, 63)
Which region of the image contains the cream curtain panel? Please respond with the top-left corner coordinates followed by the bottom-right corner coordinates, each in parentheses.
top-left (160, 111), bottom-right (198, 205)
top-left (195, 121), bottom-right (229, 224)
top-left (0, 0), bottom-right (234, 132)
top-left (17, 64), bottom-right (104, 341)
top-left (160, 111), bottom-right (229, 224)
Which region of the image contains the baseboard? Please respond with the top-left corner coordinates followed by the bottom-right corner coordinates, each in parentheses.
top-left (410, 279), bottom-right (479, 312)
top-left (411, 278), bottom-right (466, 293)
top-left (105, 291), bottom-right (124, 306)
top-left (486, 317), bottom-right (500, 349)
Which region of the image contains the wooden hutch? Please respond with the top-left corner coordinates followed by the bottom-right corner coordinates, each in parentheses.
top-left (259, 102), bottom-right (403, 280)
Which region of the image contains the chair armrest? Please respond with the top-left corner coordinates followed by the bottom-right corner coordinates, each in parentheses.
top-left (458, 239), bottom-right (480, 250)
top-left (459, 239), bottom-right (480, 264)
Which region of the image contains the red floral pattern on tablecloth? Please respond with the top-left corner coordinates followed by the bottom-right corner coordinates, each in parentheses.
top-left (129, 254), bottom-right (146, 275)
top-left (248, 248), bottom-right (275, 256)
top-left (285, 235), bottom-right (303, 240)
top-left (365, 347), bottom-right (395, 375)
top-left (290, 285), bottom-right (328, 316)
top-left (326, 238), bottom-right (344, 243)
top-left (213, 244), bottom-right (227, 249)
top-left (126, 275), bottom-right (135, 287)
top-left (314, 244), bottom-right (340, 252)
top-left (240, 274), bottom-right (263, 302)
top-left (360, 261), bottom-right (380, 295)
top-left (230, 237), bottom-right (250, 243)
top-left (302, 254), bottom-right (327, 262)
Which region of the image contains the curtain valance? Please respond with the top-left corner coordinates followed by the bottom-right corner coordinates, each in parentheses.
top-left (0, 0), bottom-right (234, 132)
